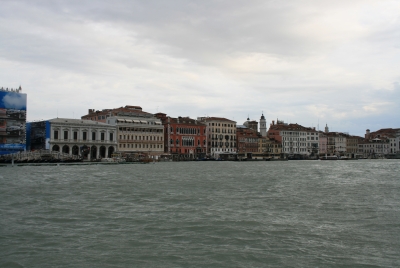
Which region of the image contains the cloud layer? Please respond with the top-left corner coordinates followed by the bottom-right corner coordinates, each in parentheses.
top-left (1, 0), bottom-right (399, 135)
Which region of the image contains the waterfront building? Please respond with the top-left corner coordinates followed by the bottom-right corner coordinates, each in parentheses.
top-left (365, 128), bottom-right (400, 155)
top-left (258, 135), bottom-right (268, 153)
top-left (0, 86), bottom-right (27, 155)
top-left (106, 113), bottom-right (164, 158)
top-left (236, 125), bottom-right (259, 157)
top-left (306, 130), bottom-right (320, 157)
top-left (267, 120), bottom-right (318, 158)
top-left (265, 138), bottom-right (282, 158)
top-left (345, 135), bottom-right (363, 158)
top-left (358, 138), bottom-right (390, 158)
top-left (197, 117), bottom-right (237, 158)
top-left (319, 132), bottom-right (327, 156)
top-left (155, 113), bottom-right (207, 160)
top-left (81, 105), bottom-right (150, 123)
top-left (27, 118), bottom-right (117, 160)
top-left (334, 133), bottom-right (347, 155)
top-left (325, 132), bottom-right (347, 156)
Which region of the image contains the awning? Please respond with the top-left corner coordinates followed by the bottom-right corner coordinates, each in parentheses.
top-left (132, 120), bottom-right (140, 123)
top-left (117, 119), bottom-right (125, 123)
top-left (155, 122), bottom-right (162, 125)
top-left (140, 120), bottom-right (147, 124)
top-left (125, 119), bottom-right (133, 123)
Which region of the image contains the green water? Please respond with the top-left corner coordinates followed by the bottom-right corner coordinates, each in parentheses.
top-left (1, 160), bottom-right (399, 267)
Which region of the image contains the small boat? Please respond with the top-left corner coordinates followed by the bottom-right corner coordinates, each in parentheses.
top-left (320, 155), bottom-right (338, 160)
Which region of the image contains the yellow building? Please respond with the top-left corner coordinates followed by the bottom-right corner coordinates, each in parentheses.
top-left (266, 139), bottom-right (282, 158)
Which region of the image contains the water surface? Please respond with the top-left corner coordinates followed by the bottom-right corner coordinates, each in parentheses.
top-left (1, 160), bottom-right (399, 267)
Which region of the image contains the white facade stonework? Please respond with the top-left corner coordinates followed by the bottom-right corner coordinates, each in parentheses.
top-left (49, 118), bottom-right (117, 160)
top-left (198, 117), bottom-right (237, 157)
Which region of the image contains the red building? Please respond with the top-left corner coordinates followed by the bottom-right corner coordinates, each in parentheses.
top-left (236, 126), bottom-right (260, 155)
top-left (81, 105), bottom-right (150, 123)
top-left (155, 113), bottom-right (207, 160)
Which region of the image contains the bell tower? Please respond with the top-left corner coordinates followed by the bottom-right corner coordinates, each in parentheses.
top-left (260, 112), bottom-right (267, 137)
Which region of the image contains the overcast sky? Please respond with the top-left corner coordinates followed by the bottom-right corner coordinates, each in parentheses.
top-left (1, 0), bottom-right (399, 136)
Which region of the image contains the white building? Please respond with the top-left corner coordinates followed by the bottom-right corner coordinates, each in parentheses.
top-left (358, 139), bottom-right (390, 158)
top-left (280, 124), bottom-right (318, 156)
top-left (49, 118), bottom-right (117, 160)
top-left (334, 135), bottom-right (347, 155)
top-left (198, 117), bottom-right (237, 158)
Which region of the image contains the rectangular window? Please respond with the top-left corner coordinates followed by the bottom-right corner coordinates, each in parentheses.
top-left (92, 132), bottom-right (96, 141)
top-left (101, 133), bottom-right (105, 141)
top-left (73, 131), bottom-right (78, 140)
top-left (64, 131), bottom-right (68, 139)
top-left (54, 130), bottom-right (59, 140)
top-left (110, 133), bottom-right (113, 141)
top-left (83, 132), bottom-right (87, 140)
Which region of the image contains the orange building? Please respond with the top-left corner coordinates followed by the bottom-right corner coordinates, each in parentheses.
top-left (236, 126), bottom-right (259, 156)
top-left (155, 113), bottom-right (207, 160)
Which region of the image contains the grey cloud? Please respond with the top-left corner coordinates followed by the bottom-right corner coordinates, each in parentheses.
top-left (1, 0), bottom-right (399, 135)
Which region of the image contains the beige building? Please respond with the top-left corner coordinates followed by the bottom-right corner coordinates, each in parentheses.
top-left (198, 117), bottom-right (237, 157)
top-left (346, 135), bottom-right (363, 158)
top-left (107, 113), bottom-right (164, 157)
top-left (258, 136), bottom-right (268, 153)
top-left (266, 139), bottom-right (282, 158)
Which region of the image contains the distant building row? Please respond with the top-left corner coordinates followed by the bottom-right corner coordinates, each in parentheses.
top-left (25, 105), bottom-right (400, 160)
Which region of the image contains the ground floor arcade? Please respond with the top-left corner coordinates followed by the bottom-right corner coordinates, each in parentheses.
top-left (50, 143), bottom-right (116, 160)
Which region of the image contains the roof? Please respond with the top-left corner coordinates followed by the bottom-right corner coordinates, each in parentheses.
top-left (269, 123), bottom-right (316, 132)
top-left (200, 117), bottom-right (236, 123)
top-left (81, 105), bottom-right (151, 118)
top-left (49, 118), bottom-right (112, 126)
top-left (169, 117), bottom-right (206, 125)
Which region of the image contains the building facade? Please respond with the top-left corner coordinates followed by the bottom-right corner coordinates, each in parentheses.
top-left (107, 113), bottom-right (164, 158)
top-left (265, 139), bottom-right (282, 158)
top-left (319, 132), bottom-right (327, 155)
top-left (155, 113), bottom-right (207, 160)
top-left (365, 128), bottom-right (400, 155)
top-left (268, 120), bottom-right (318, 157)
top-left (358, 139), bottom-right (390, 158)
top-left (29, 118), bottom-right (117, 160)
top-left (345, 135), bottom-right (363, 158)
top-left (198, 117), bottom-right (237, 158)
top-left (236, 126), bottom-right (259, 157)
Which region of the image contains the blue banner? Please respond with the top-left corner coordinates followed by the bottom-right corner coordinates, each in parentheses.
top-left (0, 91), bottom-right (27, 110)
top-left (0, 144), bottom-right (26, 150)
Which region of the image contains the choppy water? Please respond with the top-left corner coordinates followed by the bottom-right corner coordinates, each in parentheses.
top-left (1, 160), bottom-right (399, 267)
